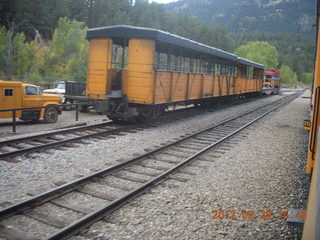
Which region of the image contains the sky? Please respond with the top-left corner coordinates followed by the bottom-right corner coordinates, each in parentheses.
top-left (150, 0), bottom-right (178, 3)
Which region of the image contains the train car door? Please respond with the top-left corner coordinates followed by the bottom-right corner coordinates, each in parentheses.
top-left (107, 41), bottom-right (128, 98)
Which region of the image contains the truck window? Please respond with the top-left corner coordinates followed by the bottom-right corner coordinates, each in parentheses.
top-left (57, 83), bottom-right (65, 89)
top-left (4, 88), bottom-right (14, 96)
top-left (25, 86), bottom-right (38, 95)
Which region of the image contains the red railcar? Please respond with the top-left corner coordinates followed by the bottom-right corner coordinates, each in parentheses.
top-left (263, 69), bottom-right (280, 95)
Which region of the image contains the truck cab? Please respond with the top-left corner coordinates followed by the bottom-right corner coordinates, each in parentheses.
top-left (43, 82), bottom-right (66, 102)
top-left (0, 80), bottom-right (62, 123)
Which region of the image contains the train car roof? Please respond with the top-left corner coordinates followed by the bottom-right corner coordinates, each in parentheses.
top-left (238, 57), bottom-right (264, 69)
top-left (87, 25), bottom-right (264, 70)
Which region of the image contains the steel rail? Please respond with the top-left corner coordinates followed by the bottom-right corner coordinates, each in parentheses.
top-left (0, 122), bottom-right (143, 160)
top-left (0, 93), bottom-right (272, 153)
top-left (44, 92), bottom-right (299, 240)
top-left (0, 121), bottom-right (113, 147)
top-left (0, 93), bottom-right (299, 222)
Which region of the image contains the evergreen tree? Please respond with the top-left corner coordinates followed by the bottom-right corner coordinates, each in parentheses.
top-left (38, 17), bottom-right (88, 83)
top-left (280, 65), bottom-right (298, 87)
top-left (0, 0), bottom-right (314, 85)
top-left (0, 25), bottom-right (36, 81)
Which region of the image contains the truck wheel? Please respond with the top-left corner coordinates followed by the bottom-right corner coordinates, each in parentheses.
top-left (44, 107), bottom-right (59, 123)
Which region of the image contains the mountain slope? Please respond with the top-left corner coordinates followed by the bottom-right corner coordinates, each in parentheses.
top-left (165, 0), bottom-right (316, 34)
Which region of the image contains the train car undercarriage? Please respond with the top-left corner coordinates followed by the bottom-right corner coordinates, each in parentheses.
top-left (88, 91), bottom-right (262, 122)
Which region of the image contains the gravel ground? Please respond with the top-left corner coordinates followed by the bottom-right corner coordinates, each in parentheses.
top-left (0, 89), bottom-right (309, 239)
top-left (76, 89), bottom-right (309, 240)
top-left (0, 110), bottom-right (108, 138)
top-left (0, 94), bottom-right (291, 207)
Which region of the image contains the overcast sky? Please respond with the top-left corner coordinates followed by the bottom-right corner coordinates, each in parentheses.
top-left (150, 0), bottom-right (178, 3)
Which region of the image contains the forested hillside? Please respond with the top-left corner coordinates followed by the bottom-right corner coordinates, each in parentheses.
top-left (0, 0), bottom-right (232, 49)
top-left (0, 0), bottom-right (316, 85)
top-left (166, 0), bottom-right (316, 34)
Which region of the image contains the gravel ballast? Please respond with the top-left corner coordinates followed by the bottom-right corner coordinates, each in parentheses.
top-left (0, 90), bottom-right (310, 239)
top-left (79, 90), bottom-right (309, 239)
top-left (0, 94), bottom-right (286, 206)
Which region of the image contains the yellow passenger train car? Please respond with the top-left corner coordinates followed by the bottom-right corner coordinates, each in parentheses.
top-left (302, 0), bottom-right (320, 238)
top-left (84, 25), bottom-right (264, 120)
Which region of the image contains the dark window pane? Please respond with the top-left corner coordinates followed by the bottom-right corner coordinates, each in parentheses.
top-left (4, 88), bottom-right (14, 96)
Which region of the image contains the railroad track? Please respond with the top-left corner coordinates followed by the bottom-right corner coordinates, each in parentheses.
top-left (0, 92), bottom-right (300, 240)
top-left (0, 121), bottom-right (146, 162)
top-left (0, 94), bottom-right (267, 162)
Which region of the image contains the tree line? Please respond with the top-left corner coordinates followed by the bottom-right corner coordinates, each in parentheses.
top-left (0, 0), bottom-right (315, 86)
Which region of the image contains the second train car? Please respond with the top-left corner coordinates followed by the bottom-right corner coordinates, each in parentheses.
top-left (84, 25), bottom-right (264, 121)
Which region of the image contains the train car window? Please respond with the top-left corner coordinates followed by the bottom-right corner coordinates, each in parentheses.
top-left (198, 59), bottom-right (202, 74)
top-left (159, 53), bottom-right (168, 70)
top-left (259, 69), bottom-right (264, 79)
top-left (112, 44), bottom-right (128, 69)
top-left (183, 57), bottom-right (191, 72)
top-left (175, 55), bottom-right (182, 71)
top-left (211, 59), bottom-right (216, 75)
top-left (228, 66), bottom-right (232, 76)
top-left (199, 59), bottom-right (203, 74)
top-left (237, 66), bottom-right (243, 77)
top-left (207, 60), bottom-right (214, 75)
top-left (189, 58), bottom-right (194, 73)
top-left (196, 58), bottom-right (200, 73)
top-left (200, 60), bottom-right (204, 74)
top-left (221, 65), bottom-right (226, 76)
top-left (154, 52), bottom-right (167, 70)
top-left (208, 61), bottom-right (212, 74)
top-left (167, 53), bottom-right (171, 70)
top-left (247, 66), bottom-right (253, 78)
top-left (190, 58), bottom-right (195, 73)
top-left (154, 52), bottom-right (160, 70)
top-left (194, 58), bottom-right (199, 73)
top-left (181, 56), bottom-right (185, 72)
top-left (203, 60), bottom-right (208, 74)
top-left (4, 88), bottom-right (14, 96)
top-left (215, 64), bottom-right (221, 75)
top-left (169, 54), bottom-right (175, 71)
top-left (225, 66), bottom-right (229, 76)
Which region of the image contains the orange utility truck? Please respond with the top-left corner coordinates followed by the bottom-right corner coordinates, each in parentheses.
top-left (0, 80), bottom-right (62, 123)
